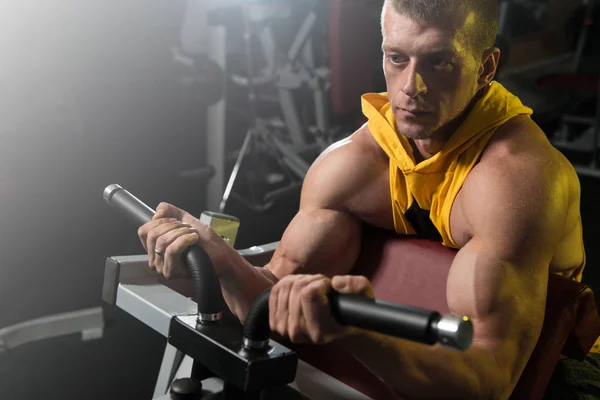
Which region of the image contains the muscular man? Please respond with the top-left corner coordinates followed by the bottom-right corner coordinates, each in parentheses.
top-left (138, 1), bottom-right (587, 398)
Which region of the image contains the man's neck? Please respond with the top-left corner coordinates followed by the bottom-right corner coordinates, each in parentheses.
top-left (411, 89), bottom-right (484, 162)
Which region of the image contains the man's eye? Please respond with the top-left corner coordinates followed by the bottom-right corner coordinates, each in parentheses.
top-left (389, 55), bottom-right (405, 65)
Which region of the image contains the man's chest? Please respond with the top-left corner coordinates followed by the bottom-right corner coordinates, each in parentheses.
top-left (345, 165), bottom-right (470, 245)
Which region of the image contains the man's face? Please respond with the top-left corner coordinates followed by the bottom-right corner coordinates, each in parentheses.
top-left (381, 7), bottom-right (483, 140)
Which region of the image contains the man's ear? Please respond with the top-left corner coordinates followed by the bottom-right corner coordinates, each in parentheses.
top-left (478, 47), bottom-right (501, 87)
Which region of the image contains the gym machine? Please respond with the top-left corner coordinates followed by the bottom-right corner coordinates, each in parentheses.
top-left (174, 0), bottom-right (339, 214)
top-left (497, 0), bottom-right (600, 178)
top-left (102, 184), bottom-right (474, 400)
top-left (550, 0), bottom-right (600, 178)
top-left (173, 0), bottom-right (245, 211)
top-left (220, 0), bottom-right (341, 214)
top-left (0, 308), bottom-right (104, 353)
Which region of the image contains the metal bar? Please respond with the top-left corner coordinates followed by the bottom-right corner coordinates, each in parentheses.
top-left (271, 136), bottom-right (310, 177)
top-left (106, 256), bottom-right (197, 337)
top-left (553, 126), bottom-right (599, 153)
top-left (0, 307), bottom-right (104, 352)
top-left (302, 38), bottom-right (329, 148)
top-left (282, 156), bottom-right (310, 179)
top-left (497, 1), bottom-right (511, 38)
top-left (243, 9), bottom-right (260, 121)
top-left (260, 26), bottom-right (277, 77)
top-left (220, 130), bottom-right (254, 213)
top-left (206, 25), bottom-right (228, 212)
top-left (313, 87), bottom-right (329, 148)
top-left (264, 182), bottom-right (303, 203)
top-left (153, 343), bottom-right (180, 398)
top-left (302, 33), bottom-right (315, 69)
top-left (106, 252), bottom-right (370, 400)
top-left (279, 89), bottom-right (306, 147)
top-left (103, 255), bottom-right (152, 305)
top-left (287, 12), bottom-right (317, 64)
top-left (237, 242), bottom-right (279, 258)
top-left (238, 242), bottom-right (279, 266)
top-left (576, 165), bottom-right (600, 178)
top-left (562, 115), bottom-right (597, 126)
top-left (117, 283), bottom-right (197, 338)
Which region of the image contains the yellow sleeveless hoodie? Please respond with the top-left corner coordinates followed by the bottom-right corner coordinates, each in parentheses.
top-left (362, 82), bottom-right (534, 248)
top-left (363, 81), bottom-right (594, 351)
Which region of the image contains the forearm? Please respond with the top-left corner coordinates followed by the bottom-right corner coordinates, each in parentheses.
top-left (215, 206), bottom-right (361, 322)
top-left (217, 254), bottom-right (277, 322)
top-left (337, 331), bottom-right (506, 399)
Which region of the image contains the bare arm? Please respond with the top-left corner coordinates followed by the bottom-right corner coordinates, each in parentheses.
top-left (138, 135), bottom-right (370, 322)
top-left (335, 153), bottom-right (574, 398)
top-left (219, 137), bottom-right (371, 321)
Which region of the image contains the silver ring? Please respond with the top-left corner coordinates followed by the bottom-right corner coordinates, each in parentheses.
top-left (197, 312), bottom-right (222, 323)
top-left (154, 249), bottom-right (165, 257)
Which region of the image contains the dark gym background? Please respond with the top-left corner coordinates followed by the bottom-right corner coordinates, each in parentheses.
top-left (0, 1), bottom-right (598, 399)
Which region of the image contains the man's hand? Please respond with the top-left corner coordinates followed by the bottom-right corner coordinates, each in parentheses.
top-left (269, 274), bottom-right (374, 344)
top-left (137, 202), bottom-right (236, 278)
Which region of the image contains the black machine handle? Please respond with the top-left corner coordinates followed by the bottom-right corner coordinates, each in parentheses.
top-left (244, 289), bottom-right (473, 351)
top-left (103, 184), bottom-right (223, 319)
top-left (103, 184), bottom-right (473, 349)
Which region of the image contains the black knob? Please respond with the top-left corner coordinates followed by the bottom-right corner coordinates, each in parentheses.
top-left (170, 378), bottom-right (205, 399)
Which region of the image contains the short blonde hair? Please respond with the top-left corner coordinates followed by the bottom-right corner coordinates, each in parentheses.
top-left (382, 0), bottom-right (499, 57)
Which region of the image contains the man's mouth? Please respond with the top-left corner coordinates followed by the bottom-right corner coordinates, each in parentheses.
top-left (398, 108), bottom-right (432, 118)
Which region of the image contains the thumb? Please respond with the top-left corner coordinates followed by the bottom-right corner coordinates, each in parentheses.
top-left (153, 202), bottom-right (185, 220)
top-left (331, 276), bottom-right (374, 298)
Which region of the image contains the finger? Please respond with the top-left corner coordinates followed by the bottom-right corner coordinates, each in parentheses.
top-left (163, 230), bottom-right (199, 278)
top-left (288, 275), bottom-right (324, 343)
top-left (300, 276), bottom-right (333, 344)
top-left (137, 218), bottom-right (178, 251)
top-left (155, 249), bottom-right (164, 274)
top-left (154, 226), bottom-right (195, 275)
top-left (154, 202), bottom-right (186, 221)
top-left (147, 221), bottom-right (191, 267)
top-left (273, 277), bottom-right (293, 336)
top-left (271, 275), bottom-right (310, 336)
top-left (331, 275), bottom-right (374, 298)
top-left (269, 282), bottom-right (280, 333)
top-left (155, 226), bottom-right (196, 257)
top-left (140, 218), bottom-right (177, 267)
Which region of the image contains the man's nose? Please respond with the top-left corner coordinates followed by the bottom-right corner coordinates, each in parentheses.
top-left (401, 64), bottom-right (427, 98)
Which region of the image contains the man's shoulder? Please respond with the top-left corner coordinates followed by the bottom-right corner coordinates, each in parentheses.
top-left (301, 124), bottom-right (389, 211)
top-left (311, 124), bottom-right (387, 177)
top-left (459, 115), bottom-right (580, 229)
top-left (476, 115), bottom-right (579, 189)
top-left (326, 123), bottom-right (387, 159)
top-left (453, 116), bottom-right (582, 266)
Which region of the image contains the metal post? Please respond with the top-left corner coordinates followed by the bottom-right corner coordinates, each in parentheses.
top-left (206, 25), bottom-right (228, 212)
top-left (497, 0), bottom-right (512, 38)
top-left (303, 37), bottom-right (329, 148)
top-left (220, 130), bottom-right (254, 213)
